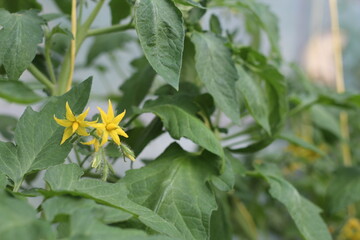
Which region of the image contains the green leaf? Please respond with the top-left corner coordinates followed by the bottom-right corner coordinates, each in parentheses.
top-left (311, 105), bottom-right (341, 138)
top-left (0, 80), bottom-right (42, 103)
top-left (0, 191), bottom-right (55, 240)
top-left (180, 37), bottom-right (198, 83)
top-left (109, 0), bottom-right (131, 25)
top-left (123, 143), bottom-right (218, 240)
top-left (53, 0), bottom-right (71, 15)
top-left (236, 65), bottom-right (270, 134)
top-left (86, 32), bottom-right (133, 65)
top-left (0, 9), bottom-right (44, 80)
top-left (326, 167), bottom-right (360, 213)
top-left (142, 95), bottom-right (223, 157)
top-left (0, 114), bottom-right (17, 140)
top-left (0, 79), bottom-right (91, 187)
top-left (0, 0), bottom-right (42, 12)
top-left (211, 150), bottom-right (235, 191)
top-left (256, 164), bottom-right (332, 240)
top-left (117, 56), bottom-right (156, 116)
top-left (62, 208), bottom-right (171, 240)
top-left (173, 0), bottom-right (205, 8)
top-left (134, 0), bottom-right (185, 89)
top-left (192, 32), bottom-right (240, 123)
top-left (42, 196), bottom-right (132, 224)
top-left (210, 192), bottom-right (232, 240)
top-left (0, 172), bottom-right (6, 189)
top-left (209, 14), bottom-right (222, 35)
top-left (43, 164), bottom-right (183, 238)
top-left (279, 133), bottom-right (326, 156)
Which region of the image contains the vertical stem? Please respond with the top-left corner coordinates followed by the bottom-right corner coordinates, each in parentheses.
top-left (13, 179), bottom-right (23, 192)
top-left (66, 0), bottom-right (77, 92)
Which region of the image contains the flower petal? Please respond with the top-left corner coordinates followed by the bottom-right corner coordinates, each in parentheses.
top-left (113, 110), bottom-right (126, 125)
top-left (60, 127), bottom-right (73, 144)
top-left (77, 107), bottom-right (90, 122)
top-left (100, 131), bottom-right (109, 146)
top-left (116, 128), bottom-right (128, 138)
top-left (109, 130), bottom-right (121, 145)
top-left (107, 99), bottom-right (114, 121)
top-left (97, 107), bottom-right (108, 123)
top-left (81, 139), bottom-right (96, 145)
top-left (72, 122), bottom-right (79, 133)
top-left (76, 127), bottom-right (89, 136)
top-left (65, 102), bottom-right (76, 121)
top-left (54, 116), bottom-right (72, 127)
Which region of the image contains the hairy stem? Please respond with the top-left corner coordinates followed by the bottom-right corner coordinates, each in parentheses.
top-left (87, 23), bottom-right (134, 37)
top-left (28, 64), bottom-right (54, 92)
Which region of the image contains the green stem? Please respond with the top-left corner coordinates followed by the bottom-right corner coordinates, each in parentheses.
top-left (87, 23), bottom-right (134, 36)
top-left (56, 0), bottom-right (106, 95)
top-left (28, 64), bottom-right (54, 92)
top-left (13, 179), bottom-right (22, 192)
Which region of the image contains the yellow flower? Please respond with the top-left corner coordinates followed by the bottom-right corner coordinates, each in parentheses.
top-left (95, 100), bottom-right (128, 146)
top-left (54, 102), bottom-right (95, 144)
top-left (81, 129), bottom-right (102, 152)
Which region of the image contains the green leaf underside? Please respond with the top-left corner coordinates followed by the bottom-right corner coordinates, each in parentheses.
top-left (0, 80), bottom-right (41, 103)
top-left (142, 95), bottom-right (223, 157)
top-left (0, 79), bottom-right (92, 186)
top-left (236, 65), bottom-right (270, 133)
top-left (0, 191), bottom-right (55, 240)
top-left (123, 143), bottom-right (218, 240)
top-left (134, 0), bottom-right (184, 90)
top-left (64, 208), bottom-right (172, 240)
top-left (42, 196), bottom-right (132, 224)
top-left (327, 167), bottom-right (360, 213)
top-left (0, 9), bottom-right (44, 80)
top-left (257, 165), bottom-right (332, 240)
top-left (191, 32), bottom-right (241, 123)
top-left (43, 164), bottom-right (182, 239)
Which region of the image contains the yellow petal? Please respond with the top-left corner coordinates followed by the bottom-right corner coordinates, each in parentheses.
top-left (76, 127), bottom-right (89, 136)
top-left (94, 140), bottom-right (100, 152)
top-left (54, 115), bottom-right (72, 127)
top-left (113, 110), bottom-right (126, 125)
top-left (60, 127), bottom-right (73, 144)
top-left (100, 131), bottom-right (109, 146)
top-left (81, 139), bottom-right (96, 145)
top-left (72, 122), bottom-right (79, 133)
top-left (116, 128), bottom-right (128, 138)
top-left (109, 130), bottom-right (120, 145)
top-left (77, 107), bottom-right (90, 122)
top-left (81, 119), bottom-right (98, 128)
top-left (107, 99), bottom-right (114, 120)
top-left (97, 107), bottom-right (108, 123)
top-left (65, 102), bottom-right (76, 121)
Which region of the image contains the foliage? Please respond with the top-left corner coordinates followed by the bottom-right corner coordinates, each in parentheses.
top-left (0, 0), bottom-right (359, 239)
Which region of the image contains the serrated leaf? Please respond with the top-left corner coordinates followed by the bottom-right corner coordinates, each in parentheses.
top-left (0, 9), bottom-right (44, 80)
top-left (257, 164), bottom-right (332, 240)
top-left (123, 143), bottom-right (217, 240)
top-left (0, 191), bottom-right (55, 240)
top-left (0, 79), bottom-right (91, 186)
top-left (42, 196), bottom-right (132, 224)
top-left (0, 0), bottom-right (42, 12)
top-left (109, 0), bottom-right (131, 25)
top-left (134, 0), bottom-right (184, 89)
top-left (86, 32), bottom-right (133, 65)
top-left (0, 80), bottom-right (41, 103)
top-left (43, 163), bottom-right (183, 238)
top-left (236, 65), bottom-right (270, 134)
top-left (117, 56), bottom-right (156, 116)
top-left (142, 95), bottom-right (223, 157)
top-left (326, 167), bottom-right (360, 213)
top-left (192, 32), bottom-right (240, 123)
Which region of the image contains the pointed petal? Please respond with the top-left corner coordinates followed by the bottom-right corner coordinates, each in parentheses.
top-left (97, 107), bottom-right (108, 123)
top-left (107, 99), bottom-right (114, 120)
top-left (113, 110), bottom-right (126, 125)
top-left (109, 130), bottom-right (121, 145)
top-left (54, 116), bottom-right (72, 127)
top-left (65, 102), bottom-right (76, 121)
top-left (81, 139), bottom-right (96, 145)
top-left (100, 131), bottom-right (109, 146)
top-left (76, 127), bottom-right (89, 136)
top-left (72, 122), bottom-right (79, 133)
top-left (77, 107), bottom-right (90, 122)
top-left (116, 128), bottom-right (128, 138)
top-left (60, 127), bottom-right (73, 144)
